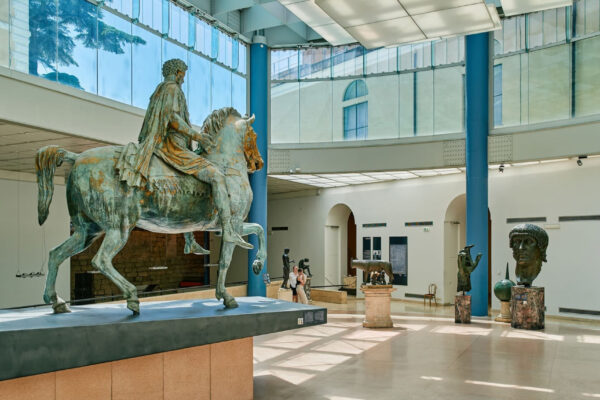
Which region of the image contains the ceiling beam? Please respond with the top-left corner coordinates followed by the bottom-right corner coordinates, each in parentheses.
top-left (211, 0), bottom-right (256, 15)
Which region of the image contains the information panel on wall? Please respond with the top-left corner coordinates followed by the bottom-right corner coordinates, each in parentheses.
top-left (390, 236), bottom-right (408, 285)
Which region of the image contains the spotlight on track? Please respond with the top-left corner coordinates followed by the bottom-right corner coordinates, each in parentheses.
top-left (577, 155), bottom-right (587, 166)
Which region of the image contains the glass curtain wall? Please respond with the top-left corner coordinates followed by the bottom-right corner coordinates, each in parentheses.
top-left (271, 37), bottom-right (465, 144)
top-left (2, 0), bottom-right (248, 125)
top-left (493, 2), bottom-right (600, 127)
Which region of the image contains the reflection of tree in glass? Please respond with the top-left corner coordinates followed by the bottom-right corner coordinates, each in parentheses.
top-left (29, 0), bottom-right (145, 89)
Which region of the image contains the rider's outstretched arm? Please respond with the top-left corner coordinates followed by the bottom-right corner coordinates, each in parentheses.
top-left (169, 114), bottom-right (214, 149)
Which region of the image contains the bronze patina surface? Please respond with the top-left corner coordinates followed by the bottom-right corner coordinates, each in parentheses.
top-left (36, 59), bottom-right (265, 314)
top-left (352, 260), bottom-right (394, 285)
top-left (509, 223), bottom-right (548, 287)
top-left (456, 245), bottom-right (482, 295)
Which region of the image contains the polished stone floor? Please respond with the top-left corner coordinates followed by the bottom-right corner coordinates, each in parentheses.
top-left (254, 299), bottom-right (600, 400)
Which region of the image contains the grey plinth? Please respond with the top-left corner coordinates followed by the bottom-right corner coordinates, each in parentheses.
top-left (0, 297), bottom-right (327, 381)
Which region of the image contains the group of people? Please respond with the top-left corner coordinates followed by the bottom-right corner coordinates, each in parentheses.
top-left (288, 265), bottom-right (309, 304)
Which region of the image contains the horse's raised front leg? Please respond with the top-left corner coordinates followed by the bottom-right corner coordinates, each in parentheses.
top-left (242, 223), bottom-right (266, 276)
top-left (215, 241), bottom-right (238, 308)
top-left (91, 228), bottom-right (139, 314)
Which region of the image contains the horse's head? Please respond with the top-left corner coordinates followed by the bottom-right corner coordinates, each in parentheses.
top-left (241, 114), bottom-right (264, 173)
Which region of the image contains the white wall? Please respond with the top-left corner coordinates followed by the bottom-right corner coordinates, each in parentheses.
top-left (268, 158), bottom-right (600, 319)
top-left (0, 176), bottom-right (71, 308)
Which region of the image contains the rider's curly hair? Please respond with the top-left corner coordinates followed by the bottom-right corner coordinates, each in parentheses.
top-left (162, 58), bottom-right (188, 78)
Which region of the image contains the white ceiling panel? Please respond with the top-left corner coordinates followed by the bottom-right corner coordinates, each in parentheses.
top-left (285, 0), bottom-right (501, 48)
top-left (412, 3), bottom-right (495, 37)
top-left (501, 0), bottom-right (572, 17)
top-left (285, 1), bottom-right (333, 26)
top-left (400, 0), bottom-right (480, 15)
top-left (316, 0), bottom-right (407, 27)
top-left (346, 17), bottom-right (425, 48)
top-left (311, 23), bottom-right (356, 45)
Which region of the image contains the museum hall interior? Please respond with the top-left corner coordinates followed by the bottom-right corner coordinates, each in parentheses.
top-left (1, 0), bottom-right (600, 399)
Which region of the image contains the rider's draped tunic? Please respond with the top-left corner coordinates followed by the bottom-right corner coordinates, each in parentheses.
top-left (116, 80), bottom-right (209, 188)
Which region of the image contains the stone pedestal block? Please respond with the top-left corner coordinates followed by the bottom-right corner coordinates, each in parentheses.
top-left (278, 288), bottom-right (293, 302)
top-left (455, 295), bottom-right (471, 324)
top-left (511, 286), bottom-right (545, 330)
top-left (361, 285), bottom-right (396, 328)
top-left (495, 301), bottom-right (512, 323)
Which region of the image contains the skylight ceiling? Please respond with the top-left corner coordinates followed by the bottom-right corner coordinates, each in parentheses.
top-left (312, 0), bottom-right (502, 48)
top-left (269, 157), bottom-right (586, 191)
top-left (500, 0), bottom-right (572, 17)
top-left (269, 169), bottom-right (462, 188)
top-left (278, 0), bottom-right (356, 45)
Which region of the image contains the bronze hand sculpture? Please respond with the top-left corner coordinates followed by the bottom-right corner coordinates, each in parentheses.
top-left (457, 245), bottom-right (482, 295)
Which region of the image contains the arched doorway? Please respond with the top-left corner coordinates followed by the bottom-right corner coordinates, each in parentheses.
top-left (443, 194), bottom-right (466, 304)
top-left (443, 194), bottom-right (492, 306)
top-left (325, 204), bottom-right (353, 286)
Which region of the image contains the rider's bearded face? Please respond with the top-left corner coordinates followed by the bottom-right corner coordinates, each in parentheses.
top-left (175, 70), bottom-right (186, 86)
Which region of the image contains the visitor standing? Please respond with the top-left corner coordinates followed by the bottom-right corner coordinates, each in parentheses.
top-left (297, 268), bottom-right (309, 304)
top-left (289, 265), bottom-right (299, 302)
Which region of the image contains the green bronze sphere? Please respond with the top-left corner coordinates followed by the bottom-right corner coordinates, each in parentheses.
top-left (494, 263), bottom-right (516, 302)
top-left (494, 278), bottom-right (515, 302)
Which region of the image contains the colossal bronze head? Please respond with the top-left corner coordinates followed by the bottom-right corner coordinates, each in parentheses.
top-left (509, 224), bottom-right (548, 287)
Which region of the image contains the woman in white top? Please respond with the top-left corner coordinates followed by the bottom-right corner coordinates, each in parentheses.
top-left (297, 268), bottom-right (309, 304)
top-left (289, 266), bottom-right (298, 302)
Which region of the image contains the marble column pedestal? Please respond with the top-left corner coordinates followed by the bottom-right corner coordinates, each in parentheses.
top-left (361, 285), bottom-right (396, 328)
top-left (495, 301), bottom-right (512, 323)
top-left (455, 295), bottom-right (471, 324)
top-left (511, 286), bottom-right (545, 330)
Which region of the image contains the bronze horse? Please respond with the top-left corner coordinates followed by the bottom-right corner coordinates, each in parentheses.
top-left (36, 107), bottom-right (265, 314)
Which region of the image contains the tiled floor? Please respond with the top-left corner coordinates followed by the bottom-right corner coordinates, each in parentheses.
top-left (253, 299), bottom-right (600, 400)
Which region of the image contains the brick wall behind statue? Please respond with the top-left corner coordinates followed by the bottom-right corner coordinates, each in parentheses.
top-left (70, 230), bottom-right (207, 300)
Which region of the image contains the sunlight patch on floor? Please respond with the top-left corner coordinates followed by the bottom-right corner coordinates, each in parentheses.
top-left (582, 393), bottom-right (600, 398)
top-left (421, 376), bottom-right (444, 381)
top-left (431, 325), bottom-right (492, 336)
top-left (262, 334), bottom-right (322, 349)
top-left (312, 339), bottom-right (379, 355)
top-left (253, 346), bottom-right (290, 362)
top-left (342, 329), bottom-right (401, 342)
top-left (276, 352), bottom-right (351, 372)
top-left (577, 335), bottom-right (600, 344)
top-left (254, 368), bottom-right (315, 385)
top-left (465, 380), bottom-right (555, 393)
top-left (501, 330), bottom-right (564, 341)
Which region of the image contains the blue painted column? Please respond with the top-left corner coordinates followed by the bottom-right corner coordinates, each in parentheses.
top-left (465, 33), bottom-right (490, 316)
top-left (248, 35), bottom-right (268, 296)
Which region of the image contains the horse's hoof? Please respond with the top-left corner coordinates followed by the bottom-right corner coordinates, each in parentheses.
top-left (127, 300), bottom-right (140, 315)
top-left (252, 260), bottom-right (263, 275)
top-left (224, 297), bottom-right (238, 309)
top-left (184, 243), bottom-right (211, 255)
top-left (53, 302), bottom-right (71, 314)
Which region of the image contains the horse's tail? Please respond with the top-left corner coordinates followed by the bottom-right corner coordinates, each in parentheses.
top-left (35, 145), bottom-right (78, 225)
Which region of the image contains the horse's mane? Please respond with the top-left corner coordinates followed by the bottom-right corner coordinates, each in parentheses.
top-left (201, 107), bottom-right (241, 137)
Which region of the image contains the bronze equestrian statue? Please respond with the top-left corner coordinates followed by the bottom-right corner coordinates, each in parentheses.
top-left (36, 59), bottom-right (265, 314)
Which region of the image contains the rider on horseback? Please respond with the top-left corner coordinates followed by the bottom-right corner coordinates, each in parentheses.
top-left (117, 58), bottom-right (252, 250)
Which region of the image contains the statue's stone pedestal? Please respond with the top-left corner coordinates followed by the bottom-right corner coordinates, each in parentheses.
top-left (495, 301), bottom-right (512, 323)
top-left (455, 295), bottom-right (471, 324)
top-left (278, 288), bottom-right (293, 302)
top-left (361, 285), bottom-right (396, 328)
top-left (0, 297), bottom-right (327, 399)
top-left (511, 286), bottom-right (545, 330)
